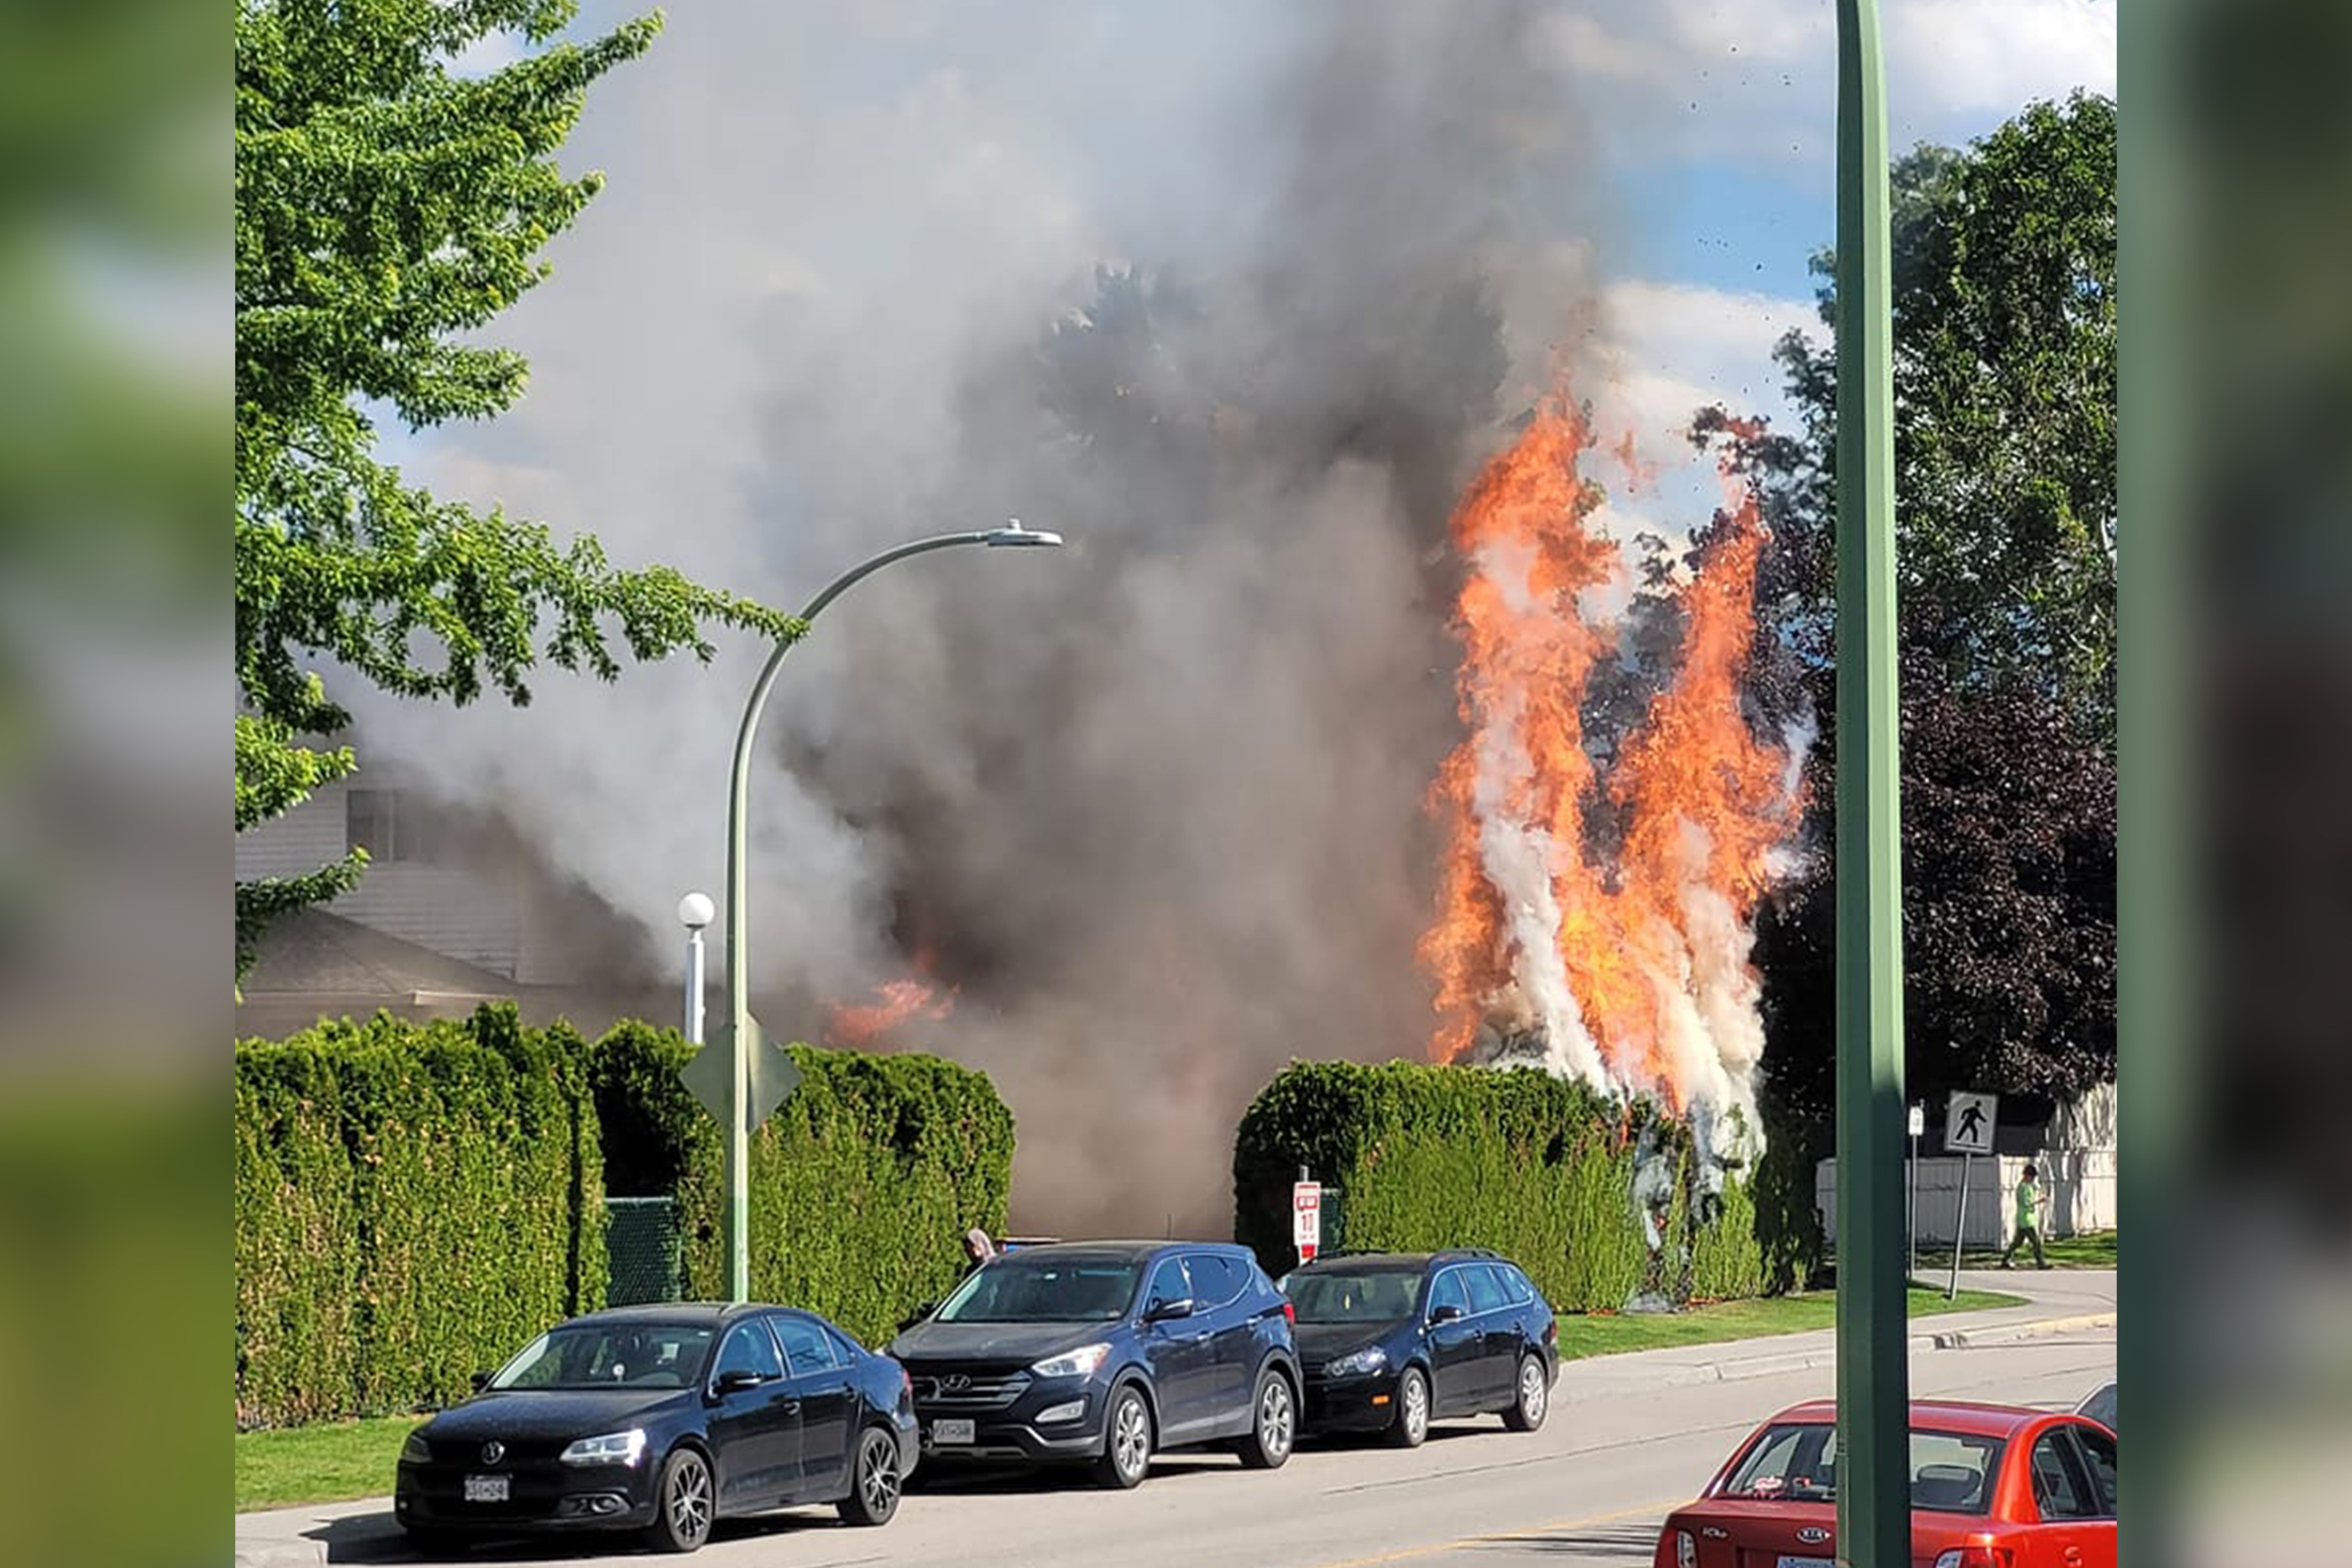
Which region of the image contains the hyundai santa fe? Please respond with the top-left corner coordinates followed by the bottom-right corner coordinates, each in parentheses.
top-left (887, 1240), bottom-right (1301, 1488)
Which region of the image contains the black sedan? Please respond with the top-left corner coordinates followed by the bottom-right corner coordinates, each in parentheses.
top-left (1284, 1250), bottom-right (1558, 1448)
top-left (394, 1302), bottom-right (917, 1554)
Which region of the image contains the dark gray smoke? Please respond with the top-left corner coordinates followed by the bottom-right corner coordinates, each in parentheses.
top-left (358, 0), bottom-right (1635, 1237)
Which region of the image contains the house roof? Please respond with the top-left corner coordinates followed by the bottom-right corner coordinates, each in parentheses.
top-left (238, 907), bottom-right (518, 1003)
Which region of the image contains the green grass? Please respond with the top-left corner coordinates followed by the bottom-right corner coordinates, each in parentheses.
top-left (1553, 1285), bottom-right (2026, 1361)
top-left (1955, 1228), bottom-right (2116, 1270)
top-left (236, 1415), bottom-right (424, 1513)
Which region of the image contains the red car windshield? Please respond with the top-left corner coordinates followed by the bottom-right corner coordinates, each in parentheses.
top-left (1720, 1423), bottom-right (2007, 1515)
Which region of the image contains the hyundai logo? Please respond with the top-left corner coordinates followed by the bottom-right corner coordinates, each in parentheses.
top-left (1796, 1526), bottom-right (1831, 1545)
top-left (940, 1374), bottom-right (971, 1393)
top-left (481, 1441), bottom-right (505, 1465)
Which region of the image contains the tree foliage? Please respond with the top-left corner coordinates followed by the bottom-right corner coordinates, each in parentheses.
top-left (233, 0), bottom-right (795, 975)
top-left (1703, 94), bottom-right (2119, 1115)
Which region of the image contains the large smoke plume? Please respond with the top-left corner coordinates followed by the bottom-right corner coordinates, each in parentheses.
top-left (356, 0), bottom-right (1759, 1236)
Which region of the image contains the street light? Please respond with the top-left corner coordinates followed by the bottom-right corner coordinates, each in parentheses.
top-left (677, 891), bottom-right (713, 1045)
top-left (718, 519), bottom-right (1065, 1302)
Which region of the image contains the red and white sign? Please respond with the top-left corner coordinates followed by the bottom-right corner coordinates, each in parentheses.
top-left (1293, 1181), bottom-right (1322, 1262)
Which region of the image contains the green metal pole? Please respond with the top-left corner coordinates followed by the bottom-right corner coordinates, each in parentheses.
top-left (1832, 1), bottom-right (1909, 1565)
top-left (722, 527), bottom-right (1058, 1302)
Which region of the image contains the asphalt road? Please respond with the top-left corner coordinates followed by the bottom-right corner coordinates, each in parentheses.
top-left (246, 1282), bottom-right (2113, 1568)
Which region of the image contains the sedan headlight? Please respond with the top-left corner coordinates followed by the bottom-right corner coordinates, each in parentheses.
top-left (1324, 1346), bottom-right (1389, 1378)
top-left (1031, 1342), bottom-right (1112, 1379)
top-left (559, 1429), bottom-right (648, 1467)
top-left (399, 1430), bottom-right (432, 1464)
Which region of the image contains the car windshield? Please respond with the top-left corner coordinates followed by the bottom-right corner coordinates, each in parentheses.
top-left (487, 1322), bottom-right (715, 1391)
top-left (1721, 1423), bottom-right (2006, 1515)
top-left (1285, 1269), bottom-right (1423, 1324)
top-left (935, 1259), bottom-right (1141, 1323)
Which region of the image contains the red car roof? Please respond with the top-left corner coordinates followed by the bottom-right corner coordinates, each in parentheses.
top-left (1765, 1399), bottom-right (2053, 1438)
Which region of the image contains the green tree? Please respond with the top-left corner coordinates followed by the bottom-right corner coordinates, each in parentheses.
top-left (234, 0), bottom-right (793, 977)
top-left (1700, 93), bottom-right (2119, 1113)
top-left (1764, 91), bottom-right (2117, 743)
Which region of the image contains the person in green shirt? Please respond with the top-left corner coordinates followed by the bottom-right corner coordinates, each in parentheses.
top-left (2002, 1162), bottom-right (2047, 1269)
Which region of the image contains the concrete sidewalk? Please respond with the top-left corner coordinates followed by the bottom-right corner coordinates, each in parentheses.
top-left (1557, 1266), bottom-right (2115, 1401)
top-left (234, 1268), bottom-right (2115, 1568)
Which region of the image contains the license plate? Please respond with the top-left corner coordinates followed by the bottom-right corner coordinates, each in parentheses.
top-left (463, 1474), bottom-right (510, 1504)
top-left (932, 1418), bottom-right (975, 1445)
top-left (1778, 1557), bottom-right (1834, 1568)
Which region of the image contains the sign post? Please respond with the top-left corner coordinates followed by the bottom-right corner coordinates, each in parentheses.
top-left (1292, 1179), bottom-right (1322, 1266)
top-left (1907, 1103), bottom-right (1924, 1281)
top-left (1942, 1090), bottom-right (1998, 1300)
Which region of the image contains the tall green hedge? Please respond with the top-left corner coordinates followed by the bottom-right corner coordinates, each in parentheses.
top-left (1232, 1060), bottom-right (1793, 1312)
top-left (590, 1023), bottom-right (1015, 1347)
top-left (235, 1006), bottom-right (605, 1429)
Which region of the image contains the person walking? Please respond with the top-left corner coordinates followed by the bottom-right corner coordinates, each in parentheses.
top-left (2002, 1162), bottom-right (2048, 1269)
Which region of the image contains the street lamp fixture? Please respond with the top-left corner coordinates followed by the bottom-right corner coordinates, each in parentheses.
top-left (716, 521), bottom-right (1065, 1302)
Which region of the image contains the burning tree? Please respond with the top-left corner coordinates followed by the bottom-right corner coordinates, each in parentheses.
top-left (1418, 389), bottom-right (1803, 1187)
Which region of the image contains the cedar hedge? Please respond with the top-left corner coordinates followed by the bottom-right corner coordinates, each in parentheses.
top-left (234, 1006), bottom-right (604, 1429)
top-left (235, 1009), bottom-right (1017, 1430)
top-left (1232, 1060), bottom-right (1809, 1312)
top-left (590, 1022), bottom-right (1015, 1348)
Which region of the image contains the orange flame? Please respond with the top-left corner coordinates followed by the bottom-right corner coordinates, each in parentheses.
top-left (1419, 387), bottom-right (1796, 1115)
top-left (824, 943), bottom-right (958, 1048)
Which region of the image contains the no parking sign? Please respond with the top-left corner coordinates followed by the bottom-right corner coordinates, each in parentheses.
top-left (1293, 1181), bottom-right (1322, 1262)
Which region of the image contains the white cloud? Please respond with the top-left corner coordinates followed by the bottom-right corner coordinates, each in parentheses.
top-left (1546, 0), bottom-right (2114, 171)
top-left (1589, 278), bottom-right (1818, 452)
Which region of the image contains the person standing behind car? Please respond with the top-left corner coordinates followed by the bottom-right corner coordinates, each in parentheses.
top-left (960, 1226), bottom-right (997, 1277)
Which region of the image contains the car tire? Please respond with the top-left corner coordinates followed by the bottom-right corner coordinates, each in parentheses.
top-left (837, 1425), bottom-right (903, 1527)
top-left (1235, 1367), bottom-right (1296, 1469)
top-left (1502, 1352), bottom-right (1549, 1433)
top-left (1093, 1384), bottom-right (1154, 1489)
top-left (1386, 1366), bottom-right (1430, 1449)
top-left (644, 1444), bottom-right (715, 1554)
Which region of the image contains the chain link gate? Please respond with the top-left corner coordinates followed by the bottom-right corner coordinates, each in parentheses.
top-left (604, 1196), bottom-right (681, 1306)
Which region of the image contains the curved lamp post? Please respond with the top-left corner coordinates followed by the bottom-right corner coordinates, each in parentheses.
top-left (719, 521), bottom-right (1063, 1302)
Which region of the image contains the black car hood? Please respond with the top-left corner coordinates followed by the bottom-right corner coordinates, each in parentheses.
top-left (423, 1388), bottom-right (691, 1443)
top-left (1295, 1322), bottom-right (1404, 1366)
top-left (889, 1319), bottom-right (1112, 1366)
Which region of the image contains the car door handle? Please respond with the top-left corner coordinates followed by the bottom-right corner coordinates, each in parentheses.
top-left (2064, 1551), bottom-right (2083, 1566)
top-left (779, 1398), bottom-right (802, 1416)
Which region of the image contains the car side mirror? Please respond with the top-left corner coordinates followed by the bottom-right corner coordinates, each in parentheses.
top-left (1144, 1297), bottom-right (1196, 1324)
top-left (710, 1369), bottom-right (765, 1398)
top-left (469, 1371), bottom-right (493, 1392)
top-left (1430, 1304), bottom-right (1463, 1325)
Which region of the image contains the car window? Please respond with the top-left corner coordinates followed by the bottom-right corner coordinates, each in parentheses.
top-left (1183, 1254), bottom-right (1241, 1307)
top-left (2029, 1432), bottom-right (2098, 1520)
top-left (2069, 1425), bottom-right (2117, 1516)
top-left (488, 1322), bottom-right (714, 1391)
top-left (1427, 1269), bottom-right (1470, 1318)
top-left (823, 1323), bottom-right (864, 1361)
top-left (1286, 1268), bottom-right (1420, 1324)
top-left (769, 1314), bottom-right (839, 1375)
top-left (713, 1321), bottom-right (785, 1384)
top-left (1145, 1257), bottom-right (1193, 1312)
top-left (1495, 1265), bottom-right (1536, 1305)
top-left (1463, 1266), bottom-right (1511, 1315)
top-left (936, 1259), bottom-right (1143, 1323)
top-left (1723, 1424), bottom-right (2004, 1515)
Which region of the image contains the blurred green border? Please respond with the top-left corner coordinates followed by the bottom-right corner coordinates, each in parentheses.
top-left (2117, 4), bottom-right (2183, 1566)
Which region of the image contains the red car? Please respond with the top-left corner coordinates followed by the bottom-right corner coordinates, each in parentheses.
top-left (1653, 1399), bottom-right (2116, 1568)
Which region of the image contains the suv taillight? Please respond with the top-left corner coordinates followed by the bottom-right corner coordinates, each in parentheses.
top-left (1282, 1299), bottom-right (1296, 1325)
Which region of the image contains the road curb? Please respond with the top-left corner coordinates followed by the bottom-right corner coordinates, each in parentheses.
top-left (1631, 1310), bottom-right (2118, 1389)
top-left (1910, 1311), bottom-right (2117, 1351)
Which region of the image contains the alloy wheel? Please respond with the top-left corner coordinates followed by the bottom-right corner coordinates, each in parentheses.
top-left (1258, 1376), bottom-right (1295, 1460)
top-left (1519, 1360), bottom-right (1547, 1424)
top-left (1114, 1393), bottom-right (1152, 1482)
top-left (1403, 1370), bottom-right (1429, 1443)
top-left (859, 1432), bottom-right (899, 1518)
top-left (667, 1451), bottom-right (712, 1547)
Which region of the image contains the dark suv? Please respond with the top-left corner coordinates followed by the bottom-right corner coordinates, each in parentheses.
top-left (1283, 1250), bottom-right (1557, 1448)
top-left (886, 1240), bottom-right (1301, 1488)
